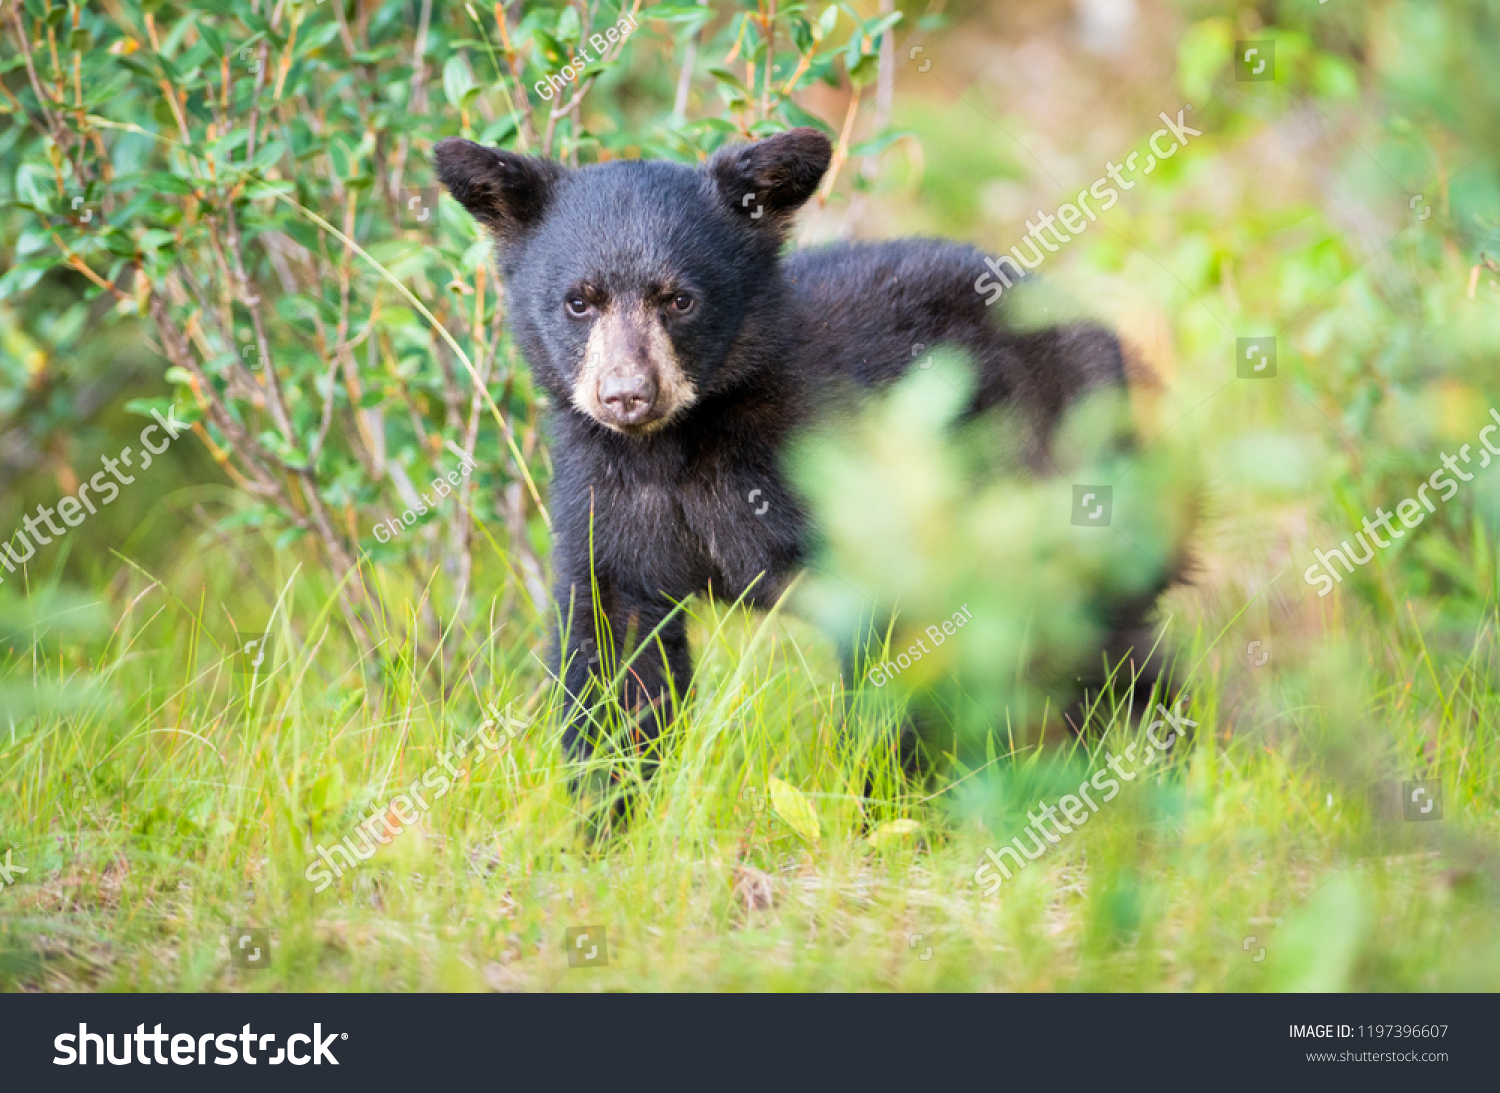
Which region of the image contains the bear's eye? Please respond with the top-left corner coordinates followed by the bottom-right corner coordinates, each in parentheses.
top-left (670, 293), bottom-right (694, 313)
top-left (566, 296), bottom-right (590, 317)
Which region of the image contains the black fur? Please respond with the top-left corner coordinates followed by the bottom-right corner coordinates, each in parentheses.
top-left (434, 129), bottom-right (1177, 810)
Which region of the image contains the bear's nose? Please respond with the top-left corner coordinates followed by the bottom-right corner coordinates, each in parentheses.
top-left (598, 372), bottom-right (658, 425)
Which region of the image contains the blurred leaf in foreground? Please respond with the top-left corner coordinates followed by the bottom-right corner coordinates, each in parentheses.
top-left (790, 349), bottom-right (1200, 757)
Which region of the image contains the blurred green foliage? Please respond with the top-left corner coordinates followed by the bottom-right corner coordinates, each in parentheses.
top-left (792, 349), bottom-right (1198, 753)
top-left (1169, 0), bottom-right (1500, 628)
top-left (0, 0), bottom-right (911, 651)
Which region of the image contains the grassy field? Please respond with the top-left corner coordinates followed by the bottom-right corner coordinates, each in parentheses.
top-left (2, 538), bottom-right (1499, 992)
top-left (5, 0), bottom-right (1500, 993)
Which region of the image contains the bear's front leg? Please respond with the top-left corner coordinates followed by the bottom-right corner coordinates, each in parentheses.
top-left (552, 576), bottom-right (693, 825)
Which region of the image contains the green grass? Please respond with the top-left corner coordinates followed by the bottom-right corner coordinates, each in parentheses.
top-left (3, 546), bottom-right (1499, 993)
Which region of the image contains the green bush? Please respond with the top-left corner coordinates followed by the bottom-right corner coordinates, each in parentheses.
top-left (1, 0), bottom-right (910, 650)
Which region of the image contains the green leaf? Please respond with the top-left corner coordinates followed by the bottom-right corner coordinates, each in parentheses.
top-left (555, 5), bottom-right (581, 43)
top-left (768, 776), bottom-right (820, 843)
top-left (645, 3), bottom-right (712, 27)
top-left (275, 525), bottom-right (309, 550)
top-left (790, 15), bottom-right (813, 53)
top-left (443, 55), bottom-right (475, 109)
top-left (15, 164), bottom-right (52, 213)
top-left (0, 258), bottom-right (50, 301)
top-left (143, 172), bottom-right (196, 195)
top-left (706, 65), bottom-right (750, 96)
top-left (241, 10), bottom-right (286, 48)
top-left (478, 113), bottom-right (521, 147)
top-left (849, 128), bottom-right (912, 158)
top-left (675, 117), bottom-right (742, 145)
top-left (251, 140), bottom-right (287, 173)
top-left (198, 22), bottom-right (224, 56)
top-left (123, 397), bottom-right (179, 419)
top-left (302, 22), bottom-right (342, 54)
top-left (531, 28), bottom-right (567, 68)
top-left (862, 10), bottom-right (901, 40)
top-left (777, 98), bottom-right (834, 135)
top-left (103, 231), bottom-right (139, 258)
top-left (845, 47), bottom-right (878, 86)
top-left (817, 3), bottom-right (838, 39)
top-left (866, 818), bottom-right (921, 850)
top-left (139, 229), bottom-right (176, 253)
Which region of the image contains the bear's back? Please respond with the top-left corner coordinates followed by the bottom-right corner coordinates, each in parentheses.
top-left (783, 238), bottom-right (997, 389)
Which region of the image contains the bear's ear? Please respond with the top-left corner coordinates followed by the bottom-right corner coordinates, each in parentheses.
top-left (704, 127), bottom-right (832, 232)
top-left (434, 138), bottom-right (566, 242)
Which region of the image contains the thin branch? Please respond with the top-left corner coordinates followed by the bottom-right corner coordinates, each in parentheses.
top-left (817, 81), bottom-right (862, 208)
top-left (494, 0), bottom-right (541, 150)
top-left (6, 4), bottom-right (64, 141)
top-left (223, 200), bottom-right (299, 446)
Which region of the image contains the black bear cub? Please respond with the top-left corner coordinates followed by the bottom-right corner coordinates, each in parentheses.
top-left (435, 128), bottom-right (1173, 808)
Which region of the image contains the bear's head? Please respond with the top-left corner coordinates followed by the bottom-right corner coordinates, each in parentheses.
top-left (435, 128), bottom-right (831, 435)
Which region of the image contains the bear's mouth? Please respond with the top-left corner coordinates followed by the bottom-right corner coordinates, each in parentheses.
top-left (586, 402), bottom-right (681, 436)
